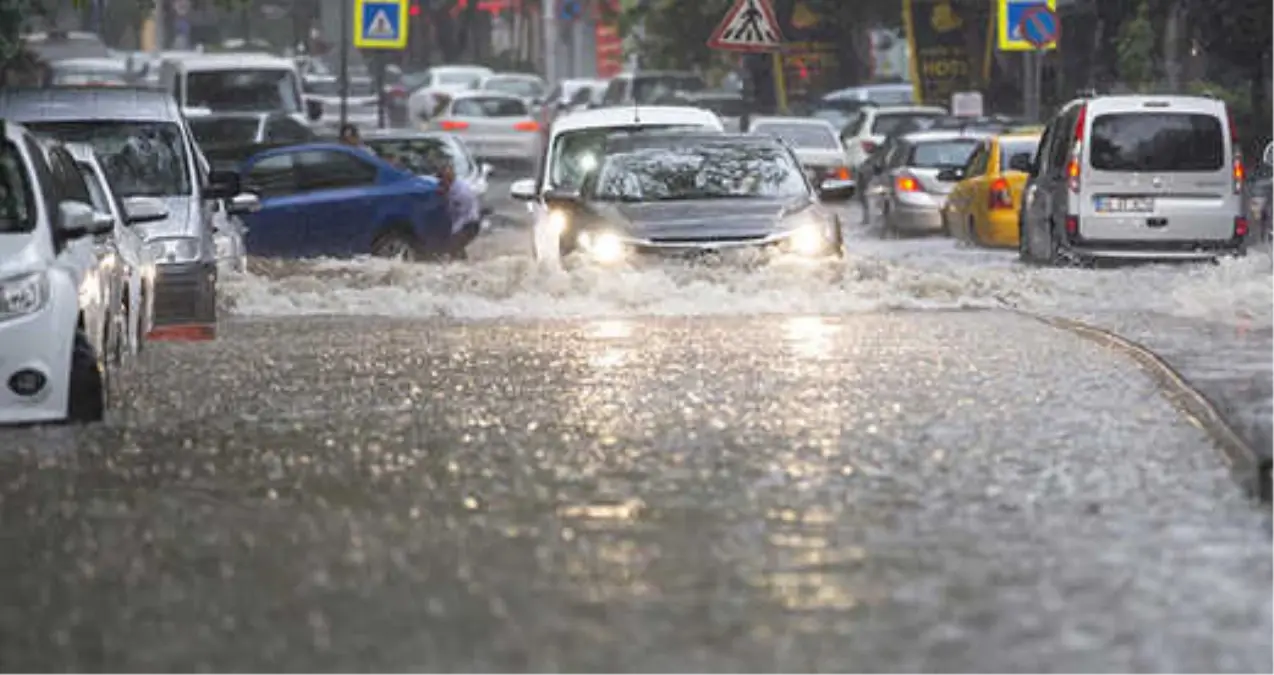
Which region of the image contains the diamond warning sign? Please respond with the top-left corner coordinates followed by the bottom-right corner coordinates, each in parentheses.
top-left (708, 0), bottom-right (784, 53)
top-left (354, 0), bottom-right (408, 49)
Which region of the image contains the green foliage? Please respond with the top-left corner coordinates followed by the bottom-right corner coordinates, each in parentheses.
top-left (1115, 0), bottom-right (1155, 88)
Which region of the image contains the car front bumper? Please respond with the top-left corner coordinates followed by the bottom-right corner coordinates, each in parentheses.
top-left (150, 261), bottom-right (217, 340)
top-left (0, 291), bottom-right (77, 424)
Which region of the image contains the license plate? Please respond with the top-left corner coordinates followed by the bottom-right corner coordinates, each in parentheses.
top-left (1095, 196), bottom-right (1154, 213)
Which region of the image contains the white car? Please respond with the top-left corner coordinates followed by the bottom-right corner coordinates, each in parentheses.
top-left (405, 65), bottom-right (494, 126)
top-left (422, 91), bottom-right (542, 162)
top-left (66, 143), bottom-right (161, 356)
top-left (0, 121), bottom-right (119, 423)
top-left (747, 116), bottom-right (855, 198)
top-left (842, 105), bottom-right (949, 172)
top-left (508, 105), bottom-right (725, 261)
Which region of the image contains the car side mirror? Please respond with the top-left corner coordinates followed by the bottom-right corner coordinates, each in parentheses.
top-left (306, 98), bottom-right (323, 121)
top-left (481, 162), bottom-right (494, 179)
top-left (937, 167), bottom-right (964, 182)
top-left (542, 187), bottom-right (581, 205)
top-left (510, 178), bottom-right (537, 201)
top-left (1008, 154), bottom-right (1033, 173)
top-left (226, 193), bottom-right (261, 215)
top-left (1263, 142), bottom-right (1272, 168)
top-left (205, 170), bottom-right (241, 200)
top-left (122, 196), bottom-right (170, 224)
top-left (59, 201), bottom-right (113, 238)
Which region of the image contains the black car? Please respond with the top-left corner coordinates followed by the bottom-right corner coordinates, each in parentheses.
top-left (541, 134), bottom-right (849, 263)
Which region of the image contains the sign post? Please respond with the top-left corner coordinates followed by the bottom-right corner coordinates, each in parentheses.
top-left (352, 0), bottom-right (409, 129)
top-left (707, 0), bottom-right (786, 114)
top-left (997, 0), bottom-right (1057, 123)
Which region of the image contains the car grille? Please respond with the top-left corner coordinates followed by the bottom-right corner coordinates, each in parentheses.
top-left (648, 234), bottom-right (769, 244)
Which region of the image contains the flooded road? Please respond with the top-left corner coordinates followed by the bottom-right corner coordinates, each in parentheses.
top-left (1, 313), bottom-right (1267, 672)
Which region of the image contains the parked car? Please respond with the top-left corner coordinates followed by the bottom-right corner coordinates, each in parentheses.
top-left (0, 86), bottom-right (261, 340)
top-left (0, 119), bottom-right (119, 423)
top-left (236, 142), bottom-right (455, 259)
top-left (421, 91), bottom-right (542, 163)
top-left (66, 142), bottom-right (162, 357)
top-left (940, 132), bottom-right (1042, 247)
top-left (747, 116), bottom-right (854, 199)
top-left (1020, 94), bottom-right (1247, 264)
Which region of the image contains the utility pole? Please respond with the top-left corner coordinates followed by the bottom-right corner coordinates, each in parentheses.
top-left (541, 0), bottom-right (556, 84)
top-left (153, 0), bottom-right (166, 53)
top-left (339, 0), bottom-right (350, 128)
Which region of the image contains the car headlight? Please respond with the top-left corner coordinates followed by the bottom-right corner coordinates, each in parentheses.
top-left (784, 214), bottom-right (832, 256)
top-left (579, 231), bottom-right (626, 264)
top-left (145, 237), bottom-right (201, 264)
top-left (0, 272), bottom-right (49, 321)
top-left (547, 209), bottom-right (570, 236)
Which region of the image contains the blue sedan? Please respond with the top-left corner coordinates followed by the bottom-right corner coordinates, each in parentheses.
top-left (238, 143), bottom-right (453, 259)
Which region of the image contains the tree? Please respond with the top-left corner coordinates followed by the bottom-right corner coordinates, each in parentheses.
top-left (1115, 0), bottom-right (1155, 88)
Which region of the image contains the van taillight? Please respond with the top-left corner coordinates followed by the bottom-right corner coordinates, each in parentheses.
top-left (1065, 215), bottom-right (1079, 235)
top-left (1228, 109), bottom-right (1244, 194)
top-left (1067, 103), bottom-right (1087, 193)
top-left (1235, 216), bottom-right (1249, 238)
top-left (988, 177), bottom-right (1013, 210)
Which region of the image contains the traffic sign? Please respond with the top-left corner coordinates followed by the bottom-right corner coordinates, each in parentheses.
top-left (1020, 6), bottom-right (1058, 48)
top-left (354, 0), bottom-right (408, 49)
top-left (707, 0), bottom-right (784, 53)
top-left (561, 0), bottom-right (581, 20)
top-left (997, 0), bottom-right (1057, 51)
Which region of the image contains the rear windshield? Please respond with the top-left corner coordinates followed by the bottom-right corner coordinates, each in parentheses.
top-left (482, 77), bottom-right (544, 99)
top-left (751, 123), bottom-right (840, 150)
top-left (871, 112), bottom-right (944, 137)
top-left (908, 139), bottom-right (980, 168)
top-left (866, 88), bottom-right (915, 105)
top-left (1089, 112), bottom-right (1225, 172)
top-left (451, 97), bottom-right (528, 117)
top-left (188, 117), bottom-right (260, 145)
top-left (632, 75), bottom-right (706, 104)
top-left (999, 137), bottom-right (1040, 172)
top-left (187, 68), bottom-right (302, 114)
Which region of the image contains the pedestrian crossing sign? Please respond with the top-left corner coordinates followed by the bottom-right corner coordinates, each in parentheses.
top-left (708, 0), bottom-right (784, 53)
top-left (354, 0), bottom-right (408, 49)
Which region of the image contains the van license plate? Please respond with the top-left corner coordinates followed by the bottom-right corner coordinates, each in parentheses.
top-left (1096, 197), bottom-right (1154, 213)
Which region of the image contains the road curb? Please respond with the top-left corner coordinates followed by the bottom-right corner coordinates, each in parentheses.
top-left (1019, 311), bottom-right (1270, 502)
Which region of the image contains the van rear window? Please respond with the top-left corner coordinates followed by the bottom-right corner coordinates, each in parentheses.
top-left (1089, 112), bottom-right (1224, 172)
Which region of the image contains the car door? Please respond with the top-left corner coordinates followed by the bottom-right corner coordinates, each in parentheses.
top-left (945, 141), bottom-right (987, 232)
top-left (1022, 114), bottom-right (1061, 253)
top-left (293, 149), bottom-right (382, 257)
top-left (959, 141), bottom-right (993, 233)
top-left (44, 144), bottom-right (112, 358)
top-left (241, 152), bottom-right (305, 257)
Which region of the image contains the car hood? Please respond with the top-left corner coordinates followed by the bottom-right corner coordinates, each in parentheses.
top-left (0, 234), bottom-right (47, 277)
top-left (131, 195), bottom-right (201, 240)
top-left (593, 198), bottom-right (808, 240)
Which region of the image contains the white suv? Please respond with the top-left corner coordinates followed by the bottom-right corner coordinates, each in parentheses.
top-left (0, 120), bottom-right (119, 423)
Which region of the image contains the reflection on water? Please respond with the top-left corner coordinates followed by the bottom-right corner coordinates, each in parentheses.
top-left (589, 319), bottom-right (635, 340)
top-left (783, 316), bottom-right (840, 360)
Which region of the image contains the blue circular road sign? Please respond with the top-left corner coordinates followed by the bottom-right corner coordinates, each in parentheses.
top-left (1020, 6), bottom-right (1059, 48)
top-left (560, 0), bottom-right (581, 20)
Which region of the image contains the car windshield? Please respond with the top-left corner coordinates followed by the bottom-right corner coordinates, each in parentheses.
top-left (632, 75), bottom-right (706, 104)
top-left (365, 136), bottom-right (472, 176)
top-left (591, 144), bottom-right (807, 202)
top-left (305, 78), bottom-right (375, 97)
top-left (909, 139), bottom-right (980, 168)
top-left (872, 112), bottom-right (944, 136)
top-left (28, 121), bottom-right (192, 197)
top-left (187, 68), bottom-right (302, 113)
top-left (188, 117), bottom-right (261, 145)
top-left (1000, 137), bottom-right (1040, 172)
top-left (547, 124), bottom-right (704, 191)
top-left (0, 140), bottom-right (36, 235)
top-left (483, 77), bottom-right (544, 99)
top-left (1089, 112), bottom-right (1224, 172)
top-left (752, 122), bottom-right (840, 150)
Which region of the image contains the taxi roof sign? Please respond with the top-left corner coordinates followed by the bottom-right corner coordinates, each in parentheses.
top-left (998, 0), bottom-right (1057, 51)
top-left (354, 0), bottom-right (408, 49)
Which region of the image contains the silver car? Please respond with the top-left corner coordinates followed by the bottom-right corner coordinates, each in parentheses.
top-left (748, 116), bottom-right (855, 199)
top-left (1020, 94), bottom-right (1246, 263)
top-left (862, 129), bottom-right (986, 236)
top-left (423, 91), bottom-right (541, 163)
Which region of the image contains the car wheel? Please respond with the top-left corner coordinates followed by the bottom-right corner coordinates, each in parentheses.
top-left (66, 330), bottom-right (105, 423)
top-left (371, 230), bottom-right (419, 261)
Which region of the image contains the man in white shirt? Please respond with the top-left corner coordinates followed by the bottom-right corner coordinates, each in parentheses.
top-left (437, 158), bottom-right (481, 260)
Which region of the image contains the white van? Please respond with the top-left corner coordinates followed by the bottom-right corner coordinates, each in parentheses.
top-left (1021, 94), bottom-right (1246, 263)
top-left (159, 53), bottom-right (320, 127)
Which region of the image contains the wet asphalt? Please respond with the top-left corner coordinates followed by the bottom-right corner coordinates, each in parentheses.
top-left (0, 312), bottom-right (1269, 672)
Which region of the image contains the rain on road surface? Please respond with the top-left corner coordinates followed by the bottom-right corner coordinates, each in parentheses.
top-left (1, 312), bottom-right (1269, 672)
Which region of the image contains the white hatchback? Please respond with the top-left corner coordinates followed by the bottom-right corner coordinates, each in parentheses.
top-left (0, 121), bottom-right (119, 424)
top-left (508, 106), bottom-right (725, 261)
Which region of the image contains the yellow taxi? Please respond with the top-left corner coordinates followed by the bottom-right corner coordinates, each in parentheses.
top-left (940, 133), bottom-right (1041, 247)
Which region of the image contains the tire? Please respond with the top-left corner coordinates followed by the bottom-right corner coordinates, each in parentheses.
top-left (371, 229), bottom-right (419, 261)
top-left (66, 330), bottom-right (105, 423)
